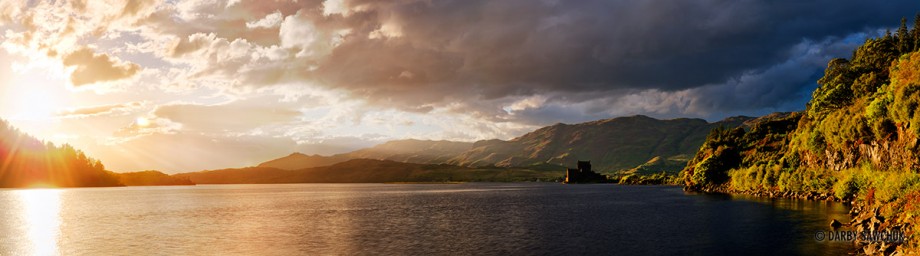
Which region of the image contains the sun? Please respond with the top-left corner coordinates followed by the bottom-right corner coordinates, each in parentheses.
top-left (7, 84), bottom-right (63, 121)
top-left (135, 117), bottom-right (151, 127)
top-left (0, 66), bottom-right (70, 123)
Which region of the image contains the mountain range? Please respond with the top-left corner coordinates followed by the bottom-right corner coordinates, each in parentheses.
top-left (258, 115), bottom-right (753, 174)
top-left (0, 113), bottom-right (753, 187)
top-left (177, 159), bottom-right (561, 184)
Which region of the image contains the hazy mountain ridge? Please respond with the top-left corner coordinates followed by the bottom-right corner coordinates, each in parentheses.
top-left (446, 115), bottom-right (752, 172)
top-left (258, 139), bottom-right (473, 170)
top-left (346, 139), bottom-right (473, 164)
top-left (179, 159), bottom-right (560, 183)
top-left (257, 153), bottom-right (350, 170)
top-left (260, 115), bottom-right (752, 173)
top-left (118, 170), bottom-right (195, 186)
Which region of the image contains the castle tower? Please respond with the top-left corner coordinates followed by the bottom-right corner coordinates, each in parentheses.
top-left (577, 161), bottom-right (591, 172)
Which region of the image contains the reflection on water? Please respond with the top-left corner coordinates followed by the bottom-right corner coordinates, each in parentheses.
top-left (730, 193), bottom-right (852, 228)
top-left (0, 184), bottom-right (853, 255)
top-left (10, 189), bottom-right (62, 255)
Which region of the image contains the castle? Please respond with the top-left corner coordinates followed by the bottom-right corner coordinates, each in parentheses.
top-left (564, 160), bottom-right (608, 183)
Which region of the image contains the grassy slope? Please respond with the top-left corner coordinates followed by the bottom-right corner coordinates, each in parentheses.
top-left (447, 115), bottom-right (750, 172)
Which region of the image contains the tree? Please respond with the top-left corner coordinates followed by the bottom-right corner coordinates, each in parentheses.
top-left (898, 17), bottom-right (910, 53)
top-left (0, 118), bottom-right (122, 187)
top-left (810, 58), bottom-right (856, 115)
top-left (913, 13), bottom-right (920, 51)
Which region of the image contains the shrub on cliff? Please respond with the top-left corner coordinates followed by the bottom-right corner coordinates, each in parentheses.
top-left (682, 126), bottom-right (743, 189)
top-left (682, 113), bottom-right (801, 191)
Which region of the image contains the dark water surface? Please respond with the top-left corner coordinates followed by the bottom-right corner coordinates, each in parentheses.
top-left (0, 183), bottom-right (852, 255)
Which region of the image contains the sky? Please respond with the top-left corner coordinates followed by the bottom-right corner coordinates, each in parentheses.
top-left (0, 0), bottom-right (918, 173)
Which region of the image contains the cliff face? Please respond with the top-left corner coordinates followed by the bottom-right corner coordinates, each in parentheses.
top-left (802, 128), bottom-right (919, 172)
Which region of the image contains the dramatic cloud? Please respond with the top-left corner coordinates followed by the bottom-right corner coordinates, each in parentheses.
top-left (1, 0), bottom-right (918, 172)
top-left (296, 0), bottom-right (920, 118)
top-left (7, 0), bottom-right (917, 117)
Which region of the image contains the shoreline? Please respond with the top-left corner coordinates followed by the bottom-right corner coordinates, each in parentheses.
top-left (684, 185), bottom-right (907, 255)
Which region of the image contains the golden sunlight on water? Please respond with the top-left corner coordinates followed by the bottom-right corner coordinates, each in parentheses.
top-left (15, 189), bottom-right (62, 256)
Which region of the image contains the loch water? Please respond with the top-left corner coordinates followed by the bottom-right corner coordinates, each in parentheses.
top-left (0, 183), bottom-right (852, 255)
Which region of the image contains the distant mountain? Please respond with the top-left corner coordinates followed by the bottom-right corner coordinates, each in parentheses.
top-left (117, 170), bottom-right (195, 186)
top-left (0, 119), bottom-right (122, 187)
top-left (623, 155), bottom-right (691, 176)
top-left (257, 153), bottom-right (349, 170)
top-left (346, 139), bottom-right (473, 163)
top-left (446, 115), bottom-right (752, 172)
top-left (180, 159), bottom-right (560, 184)
top-left (258, 139), bottom-right (472, 170)
top-left (259, 116), bottom-right (750, 173)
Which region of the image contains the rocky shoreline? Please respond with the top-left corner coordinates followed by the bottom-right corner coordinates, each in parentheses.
top-left (685, 185), bottom-right (909, 255)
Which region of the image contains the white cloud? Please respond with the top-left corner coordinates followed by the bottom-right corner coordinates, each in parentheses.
top-left (246, 11), bottom-right (282, 29)
top-left (322, 0), bottom-right (349, 17)
top-left (279, 12), bottom-right (336, 58)
top-left (503, 95), bottom-right (548, 114)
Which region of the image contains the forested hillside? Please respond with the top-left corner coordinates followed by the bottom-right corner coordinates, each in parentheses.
top-left (0, 119), bottom-right (122, 187)
top-left (682, 17), bottom-right (920, 254)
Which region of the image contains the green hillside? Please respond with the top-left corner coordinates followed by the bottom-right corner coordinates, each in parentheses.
top-left (447, 115), bottom-right (751, 172)
top-left (257, 116), bottom-right (747, 177)
top-left (681, 17), bottom-right (920, 254)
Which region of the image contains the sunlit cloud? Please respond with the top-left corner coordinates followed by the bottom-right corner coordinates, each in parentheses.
top-left (56, 101), bottom-right (145, 118)
top-left (0, 0), bottom-right (916, 172)
top-left (62, 47), bottom-right (141, 86)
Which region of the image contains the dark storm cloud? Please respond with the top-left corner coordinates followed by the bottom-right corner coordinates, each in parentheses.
top-left (304, 0), bottom-right (919, 119)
